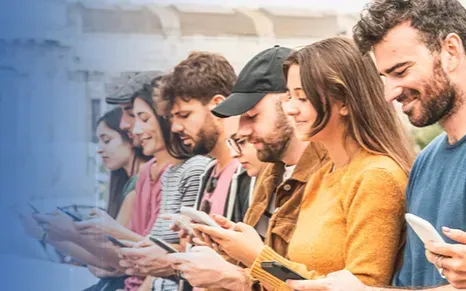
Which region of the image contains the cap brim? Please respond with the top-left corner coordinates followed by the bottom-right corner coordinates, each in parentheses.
top-left (105, 95), bottom-right (132, 105)
top-left (211, 92), bottom-right (267, 118)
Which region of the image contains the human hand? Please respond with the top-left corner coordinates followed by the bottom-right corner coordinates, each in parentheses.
top-left (32, 213), bottom-right (78, 242)
top-left (166, 246), bottom-right (250, 290)
top-left (425, 227), bottom-right (466, 289)
top-left (286, 270), bottom-right (370, 291)
top-left (117, 238), bottom-right (175, 277)
top-left (74, 208), bottom-right (122, 237)
top-left (193, 220), bottom-right (263, 267)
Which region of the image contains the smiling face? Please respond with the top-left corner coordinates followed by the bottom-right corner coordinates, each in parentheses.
top-left (170, 98), bottom-right (221, 155)
top-left (96, 121), bottom-right (133, 171)
top-left (282, 64), bottom-right (318, 141)
top-left (132, 97), bottom-right (165, 156)
top-left (374, 22), bottom-right (459, 127)
top-left (237, 94), bottom-right (295, 163)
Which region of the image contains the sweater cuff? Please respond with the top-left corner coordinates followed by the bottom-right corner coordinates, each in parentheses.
top-left (250, 246), bottom-right (291, 291)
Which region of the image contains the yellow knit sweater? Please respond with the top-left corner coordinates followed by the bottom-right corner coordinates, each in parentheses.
top-left (250, 150), bottom-right (407, 290)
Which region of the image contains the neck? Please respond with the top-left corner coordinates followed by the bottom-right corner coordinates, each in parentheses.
top-left (123, 155), bottom-right (134, 177)
top-left (321, 133), bottom-right (361, 170)
top-left (153, 148), bottom-right (180, 173)
top-left (281, 135), bottom-right (309, 166)
top-left (440, 98), bottom-right (466, 144)
top-left (209, 134), bottom-right (232, 171)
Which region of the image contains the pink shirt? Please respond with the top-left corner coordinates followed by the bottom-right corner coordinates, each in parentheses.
top-left (201, 159), bottom-right (240, 216)
top-left (125, 158), bottom-right (169, 291)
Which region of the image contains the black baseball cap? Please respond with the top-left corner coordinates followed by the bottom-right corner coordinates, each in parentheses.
top-left (105, 71), bottom-right (162, 105)
top-left (212, 45), bottom-right (291, 118)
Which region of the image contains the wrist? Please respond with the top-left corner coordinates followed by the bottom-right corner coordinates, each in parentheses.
top-left (223, 266), bottom-right (252, 291)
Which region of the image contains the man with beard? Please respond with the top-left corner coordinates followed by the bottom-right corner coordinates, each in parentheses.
top-left (282, 0), bottom-right (466, 291)
top-left (158, 51), bottom-right (243, 222)
top-left (160, 46), bottom-right (328, 290)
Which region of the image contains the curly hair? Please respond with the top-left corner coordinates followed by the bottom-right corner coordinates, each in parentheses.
top-left (159, 51), bottom-right (236, 115)
top-left (353, 0), bottom-right (466, 54)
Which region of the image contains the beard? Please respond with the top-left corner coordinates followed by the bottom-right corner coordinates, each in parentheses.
top-left (251, 102), bottom-right (295, 163)
top-left (401, 59), bottom-right (459, 127)
top-left (191, 114), bottom-right (220, 155)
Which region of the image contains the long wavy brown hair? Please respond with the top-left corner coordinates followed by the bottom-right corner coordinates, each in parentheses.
top-left (283, 37), bottom-right (415, 174)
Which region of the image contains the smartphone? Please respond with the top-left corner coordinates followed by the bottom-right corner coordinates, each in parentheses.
top-left (56, 206), bottom-right (82, 221)
top-left (176, 216), bottom-right (194, 235)
top-left (149, 237), bottom-right (178, 253)
top-left (29, 203), bottom-right (40, 214)
top-left (405, 213), bottom-right (445, 244)
top-left (180, 207), bottom-right (219, 228)
top-left (260, 261), bottom-right (306, 282)
top-left (105, 235), bottom-right (126, 248)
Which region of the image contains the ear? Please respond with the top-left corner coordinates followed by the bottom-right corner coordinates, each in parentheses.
top-left (208, 95), bottom-right (226, 110)
top-left (442, 33), bottom-right (464, 72)
top-left (339, 103), bottom-right (349, 116)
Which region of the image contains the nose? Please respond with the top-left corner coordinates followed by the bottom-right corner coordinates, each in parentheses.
top-left (384, 78), bottom-right (403, 103)
top-left (132, 119), bottom-right (143, 136)
top-left (283, 99), bottom-right (300, 116)
top-left (171, 122), bottom-right (184, 134)
top-left (96, 144), bottom-right (104, 155)
top-left (120, 116), bottom-right (131, 132)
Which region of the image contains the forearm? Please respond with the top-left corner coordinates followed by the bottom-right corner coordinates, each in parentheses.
top-left (71, 235), bottom-right (122, 269)
top-left (250, 246), bottom-right (320, 291)
top-left (50, 240), bottom-right (112, 270)
top-left (374, 284), bottom-right (453, 291)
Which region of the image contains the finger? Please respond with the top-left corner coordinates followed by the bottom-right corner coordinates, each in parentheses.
top-left (202, 233), bottom-right (215, 248)
top-left (119, 247), bottom-right (146, 258)
top-left (439, 257), bottom-right (466, 271)
top-left (193, 224), bottom-right (228, 240)
top-left (160, 214), bottom-right (178, 221)
top-left (74, 219), bottom-right (97, 230)
top-left (32, 214), bottom-right (53, 224)
top-left (134, 239), bottom-right (153, 248)
top-left (165, 253), bottom-right (190, 265)
top-left (425, 241), bottom-right (460, 257)
top-left (286, 279), bottom-right (328, 291)
top-left (425, 250), bottom-right (437, 264)
top-left (212, 215), bottom-right (235, 229)
top-left (443, 227), bottom-right (466, 244)
top-left (235, 222), bottom-right (254, 232)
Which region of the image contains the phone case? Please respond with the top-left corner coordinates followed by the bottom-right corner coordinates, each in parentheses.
top-left (149, 237), bottom-right (178, 253)
top-left (405, 213), bottom-right (445, 244)
top-left (260, 261), bottom-right (306, 282)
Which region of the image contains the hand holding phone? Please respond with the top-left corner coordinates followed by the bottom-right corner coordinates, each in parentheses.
top-left (56, 206), bottom-right (82, 221)
top-left (29, 203), bottom-right (40, 214)
top-left (105, 235), bottom-right (126, 248)
top-left (149, 237), bottom-right (178, 253)
top-left (260, 261), bottom-right (306, 282)
top-left (180, 207), bottom-right (219, 228)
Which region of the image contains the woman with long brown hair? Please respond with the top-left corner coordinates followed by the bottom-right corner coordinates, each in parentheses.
top-left (190, 37), bottom-right (415, 289)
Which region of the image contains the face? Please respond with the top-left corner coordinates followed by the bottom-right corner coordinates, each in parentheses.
top-left (283, 64), bottom-right (318, 141)
top-left (119, 103), bottom-right (141, 147)
top-left (96, 121), bottom-right (133, 171)
top-left (227, 134), bottom-right (265, 177)
top-left (374, 22), bottom-right (459, 127)
top-left (132, 98), bottom-right (165, 156)
top-left (238, 94), bottom-right (295, 163)
top-left (170, 98), bottom-right (221, 155)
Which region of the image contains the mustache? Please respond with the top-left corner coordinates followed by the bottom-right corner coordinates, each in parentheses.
top-left (397, 89), bottom-right (420, 103)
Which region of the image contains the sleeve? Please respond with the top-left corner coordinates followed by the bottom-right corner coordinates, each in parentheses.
top-left (179, 158), bottom-right (207, 208)
top-left (249, 168), bottom-right (406, 290)
top-left (122, 175), bottom-right (139, 197)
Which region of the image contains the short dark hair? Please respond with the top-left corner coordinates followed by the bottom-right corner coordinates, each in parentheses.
top-left (353, 0), bottom-right (466, 54)
top-left (159, 51), bottom-right (236, 115)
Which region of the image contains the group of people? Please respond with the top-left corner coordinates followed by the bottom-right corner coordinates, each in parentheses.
top-left (18, 0), bottom-right (466, 290)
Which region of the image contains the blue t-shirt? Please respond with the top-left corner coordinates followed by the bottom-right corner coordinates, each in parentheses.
top-left (393, 133), bottom-right (466, 288)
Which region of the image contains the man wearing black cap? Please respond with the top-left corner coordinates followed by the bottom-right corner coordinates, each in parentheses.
top-left (163, 46), bottom-right (328, 290)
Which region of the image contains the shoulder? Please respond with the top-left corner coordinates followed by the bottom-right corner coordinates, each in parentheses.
top-left (123, 175), bottom-right (139, 196)
top-left (346, 151), bottom-right (408, 190)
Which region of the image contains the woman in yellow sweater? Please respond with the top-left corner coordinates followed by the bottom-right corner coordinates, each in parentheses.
top-left (191, 37), bottom-right (415, 289)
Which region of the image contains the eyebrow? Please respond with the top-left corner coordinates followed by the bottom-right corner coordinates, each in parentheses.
top-left (99, 134), bottom-right (109, 139)
top-left (123, 105), bottom-right (133, 110)
top-left (286, 87), bottom-right (303, 91)
top-left (384, 61), bottom-right (412, 75)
